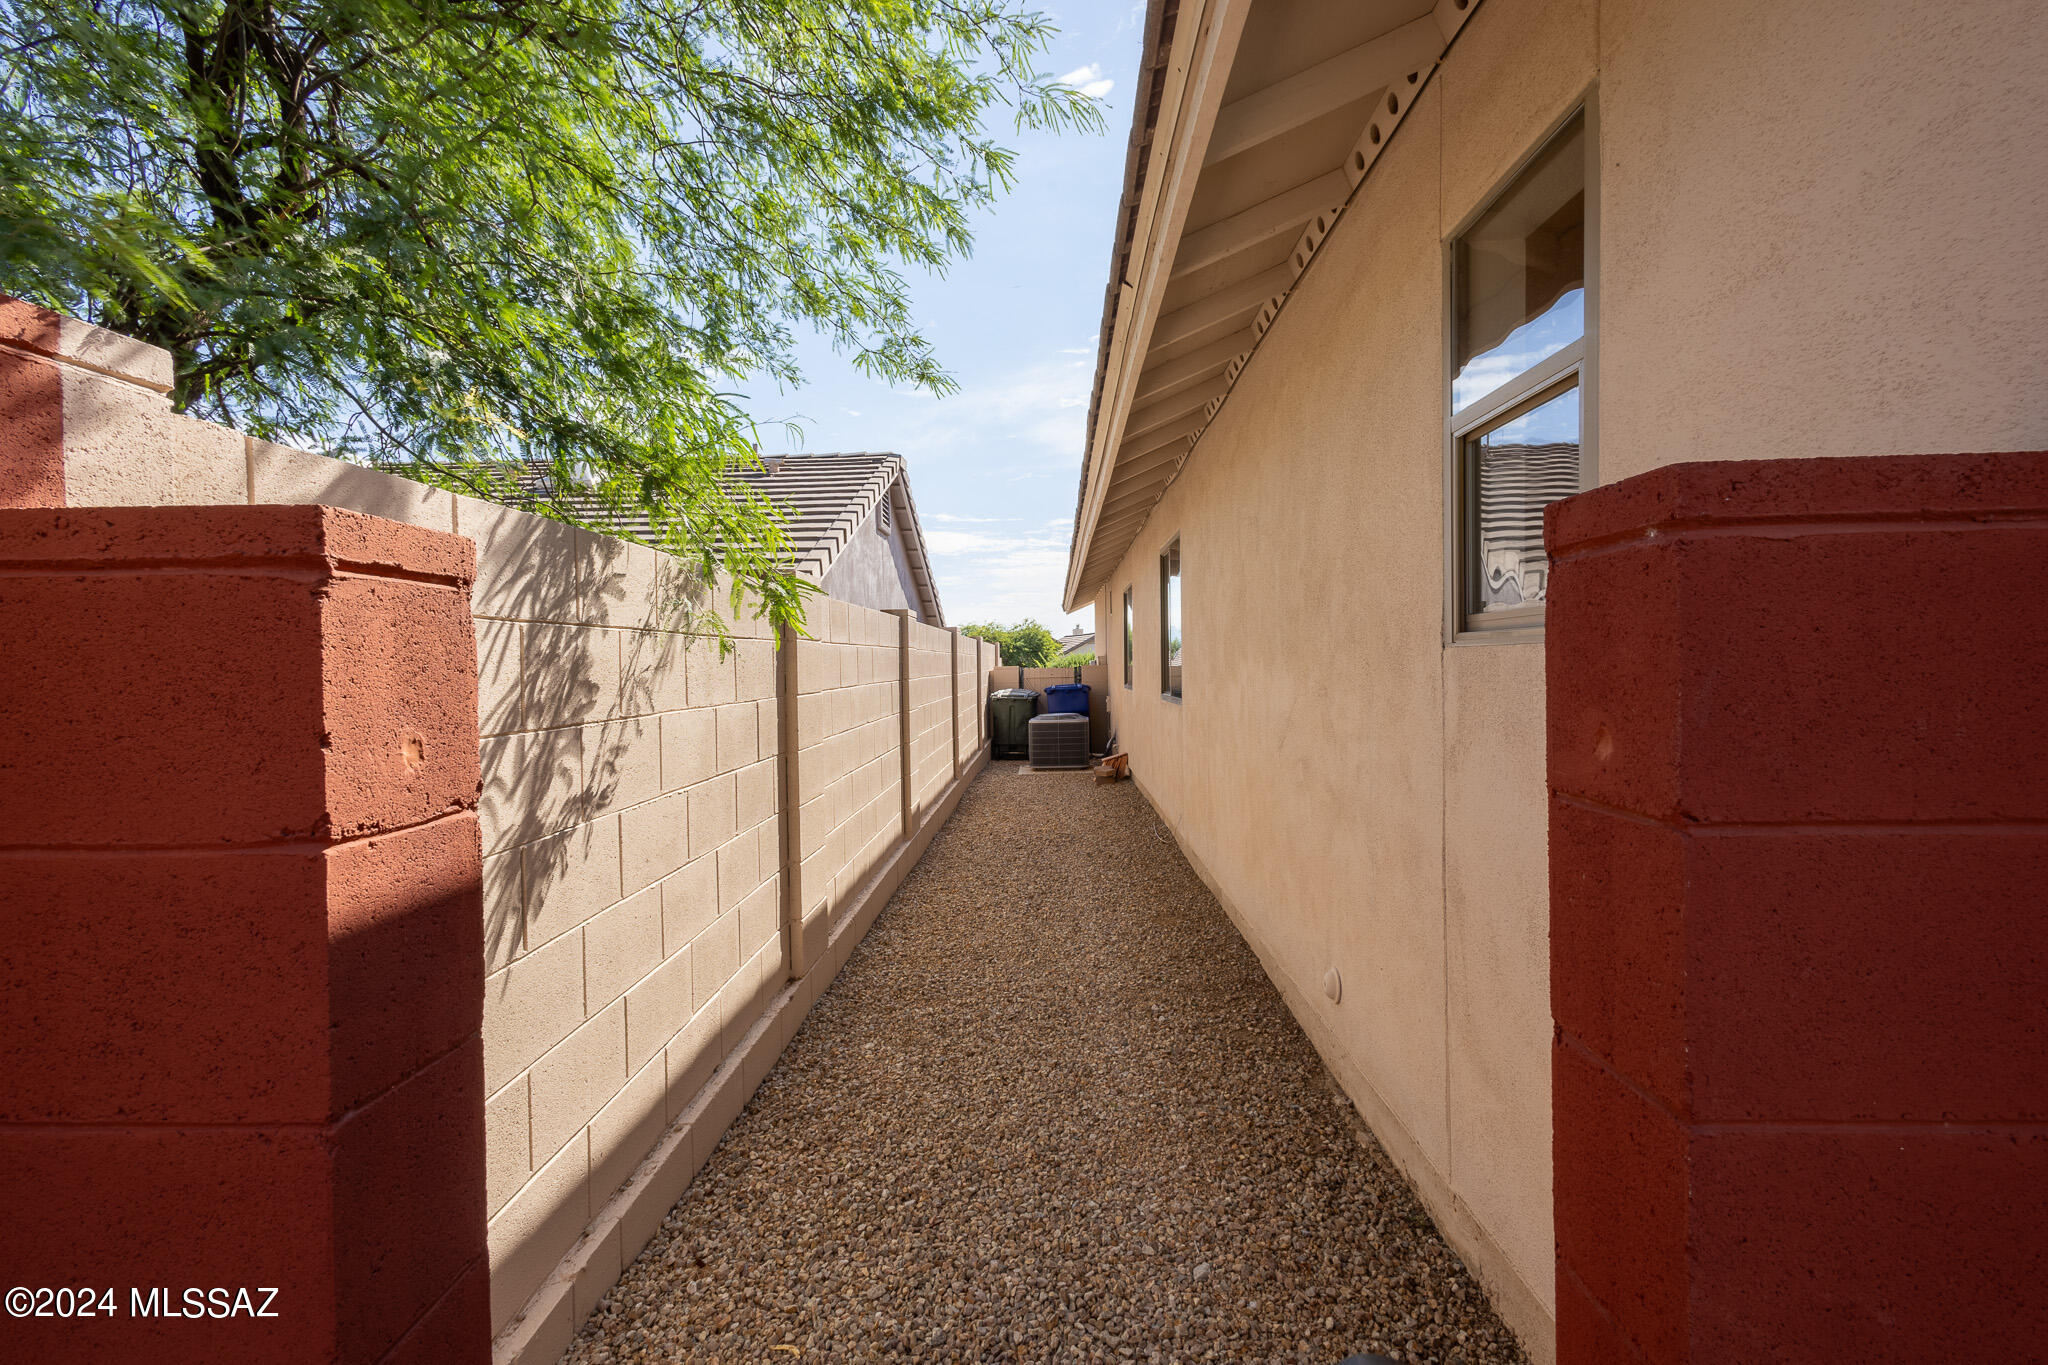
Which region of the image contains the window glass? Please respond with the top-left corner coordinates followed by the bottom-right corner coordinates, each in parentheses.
top-left (1453, 114), bottom-right (1585, 412)
top-left (1161, 541), bottom-right (1182, 699)
top-left (1466, 383), bottom-right (1580, 614)
top-left (1122, 587), bottom-right (1134, 687)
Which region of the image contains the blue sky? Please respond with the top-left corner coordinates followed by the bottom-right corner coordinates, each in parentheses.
top-left (736, 5), bottom-right (1149, 636)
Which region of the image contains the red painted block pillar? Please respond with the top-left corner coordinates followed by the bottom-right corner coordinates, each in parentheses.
top-left (1545, 451), bottom-right (2048, 1363)
top-left (0, 505), bottom-right (490, 1363)
top-left (0, 300), bottom-right (66, 507)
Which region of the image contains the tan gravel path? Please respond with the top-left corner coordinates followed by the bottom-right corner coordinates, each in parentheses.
top-left (566, 762), bottom-right (1531, 1365)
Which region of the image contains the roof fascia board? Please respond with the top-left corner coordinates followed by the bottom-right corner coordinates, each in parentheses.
top-left (888, 469), bottom-right (946, 625)
top-left (1067, 1), bottom-right (1493, 611)
top-left (1065, 0), bottom-right (1250, 613)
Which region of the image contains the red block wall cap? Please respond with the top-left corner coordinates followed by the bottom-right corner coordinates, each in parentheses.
top-left (0, 504), bottom-right (475, 585)
top-left (0, 297), bottom-right (60, 354)
top-left (1546, 450), bottom-right (2048, 556)
top-left (0, 295), bottom-right (175, 393)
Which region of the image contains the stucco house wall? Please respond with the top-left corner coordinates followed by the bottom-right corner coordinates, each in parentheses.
top-left (819, 499), bottom-right (919, 617)
top-left (1086, 0), bottom-right (2048, 1357)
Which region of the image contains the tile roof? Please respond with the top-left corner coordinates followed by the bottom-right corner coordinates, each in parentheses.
top-left (516, 452), bottom-right (944, 624)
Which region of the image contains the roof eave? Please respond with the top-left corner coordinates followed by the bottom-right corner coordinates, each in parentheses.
top-left (1063, 0), bottom-right (1250, 613)
top-left (1063, 0), bottom-right (1485, 612)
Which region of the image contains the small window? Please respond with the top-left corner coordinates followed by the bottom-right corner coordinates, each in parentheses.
top-left (1461, 382), bottom-right (1581, 617)
top-left (1159, 539), bottom-right (1182, 699)
top-left (1450, 109), bottom-right (1592, 635)
top-left (1122, 586), bottom-right (1134, 688)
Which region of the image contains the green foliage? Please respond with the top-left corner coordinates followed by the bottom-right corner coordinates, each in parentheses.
top-left (0, 0), bottom-right (1100, 640)
top-left (1048, 650), bottom-right (1094, 667)
top-left (962, 618), bottom-right (1058, 667)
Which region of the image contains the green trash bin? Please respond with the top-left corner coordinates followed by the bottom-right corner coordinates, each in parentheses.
top-left (988, 689), bottom-right (1038, 759)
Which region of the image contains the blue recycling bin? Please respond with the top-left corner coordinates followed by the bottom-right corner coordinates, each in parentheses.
top-left (1043, 683), bottom-right (1091, 716)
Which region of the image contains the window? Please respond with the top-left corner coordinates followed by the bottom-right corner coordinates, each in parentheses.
top-left (1160, 539), bottom-right (1182, 699)
top-left (1449, 108), bottom-right (1594, 636)
top-left (1122, 586), bottom-right (1134, 688)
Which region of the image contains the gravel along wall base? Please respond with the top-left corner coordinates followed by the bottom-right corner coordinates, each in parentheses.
top-left (489, 743), bottom-right (989, 1365)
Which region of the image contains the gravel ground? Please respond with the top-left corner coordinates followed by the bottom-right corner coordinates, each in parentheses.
top-left (566, 762), bottom-right (1531, 1365)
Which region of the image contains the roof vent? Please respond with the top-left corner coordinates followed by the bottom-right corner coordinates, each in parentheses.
top-left (760, 453), bottom-right (786, 474)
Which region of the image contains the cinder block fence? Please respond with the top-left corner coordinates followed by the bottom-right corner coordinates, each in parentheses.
top-left (0, 504), bottom-right (489, 1364)
top-left (0, 300), bottom-right (997, 1364)
top-left (1545, 451), bottom-right (2048, 1363)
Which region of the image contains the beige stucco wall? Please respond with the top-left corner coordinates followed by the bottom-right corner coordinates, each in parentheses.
top-left (1085, 0), bottom-right (2048, 1358)
top-left (818, 501), bottom-right (920, 618)
top-left (32, 332), bottom-right (998, 1360)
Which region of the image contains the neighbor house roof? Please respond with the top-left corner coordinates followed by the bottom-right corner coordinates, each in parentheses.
top-left (1065, 0), bottom-right (1481, 610)
top-left (518, 452), bottom-right (944, 624)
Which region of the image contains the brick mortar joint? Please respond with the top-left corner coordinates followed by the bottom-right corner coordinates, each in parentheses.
top-left (1549, 789), bottom-right (2048, 832)
top-left (0, 552), bottom-right (470, 582)
top-left (1549, 511), bottom-right (2048, 561)
top-left (0, 803), bottom-right (481, 856)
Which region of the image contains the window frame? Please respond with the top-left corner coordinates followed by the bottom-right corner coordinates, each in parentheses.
top-left (1159, 537), bottom-right (1182, 702)
top-left (1122, 585), bottom-right (1134, 689)
top-left (1442, 93), bottom-right (1599, 645)
top-left (1453, 375), bottom-right (1584, 632)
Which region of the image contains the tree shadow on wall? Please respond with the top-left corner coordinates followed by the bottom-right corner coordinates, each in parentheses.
top-left (475, 510), bottom-right (757, 977)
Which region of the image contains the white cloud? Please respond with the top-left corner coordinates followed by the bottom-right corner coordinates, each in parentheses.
top-left (1058, 63), bottom-right (1116, 100)
top-left (922, 523), bottom-right (1078, 626)
top-left (890, 356), bottom-right (1091, 468)
top-left (888, 359), bottom-right (1095, 620)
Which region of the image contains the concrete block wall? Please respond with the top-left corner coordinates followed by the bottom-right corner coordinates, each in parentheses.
top-left (908, 619), bottom-right (954, 816)
top-left (793, 598), bottom-right (906, 941)
top-left (0, 504), bottom-right (489, 1364)
top-left (1, 300), bottom-right (997, 1364)
top-left (952, 630), bottom-right (978, 769)
top-left (463, 513), bottom-right (786, 1334)
top-left (1545, 451), bottom-right (2048, 1363)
